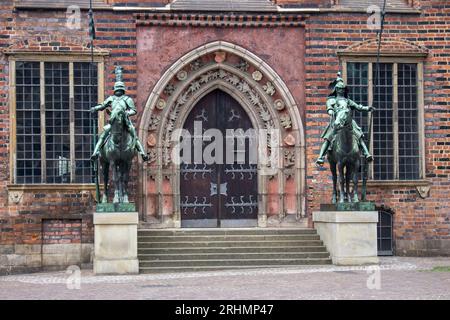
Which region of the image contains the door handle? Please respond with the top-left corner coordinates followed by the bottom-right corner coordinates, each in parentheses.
top-left (210, 182), bottom-right (228, 196)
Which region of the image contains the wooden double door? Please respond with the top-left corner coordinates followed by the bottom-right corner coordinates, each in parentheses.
top-left (180, 90), bottom-right (258, 228)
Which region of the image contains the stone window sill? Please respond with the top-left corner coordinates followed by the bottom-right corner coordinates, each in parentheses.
top-left (364, 180), bottom-right (431, 188)
top-left (7, 184), bottom-right (96, 192)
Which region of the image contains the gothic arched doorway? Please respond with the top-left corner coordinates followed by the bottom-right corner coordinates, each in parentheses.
top-left (180, 90), bottom-right (258, 228)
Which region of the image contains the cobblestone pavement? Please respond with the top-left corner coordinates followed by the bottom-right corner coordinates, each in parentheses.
top-left (0, 257), bottom-right (449, 300)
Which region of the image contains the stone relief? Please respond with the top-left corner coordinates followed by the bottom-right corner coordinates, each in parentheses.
top-left (148, 114), bottom-right (161, 131)
top-left (8, 190), bottom-right (23, 204)
top-left (190, 59), bottom-right (204, 71)
top-left (159, 67), bottom-right (277, 167)
top-left (280, 114), bottom-right (292, 129)
top-left (148, 149), bottom-right (157, 164)
top-left (263, 81), bottom-right (276, 96)
top-left (176, 70), bottom-right (188, 81)
top-left (252, 70), bottom-right (263, 81)
top-left (163, 83), bottom-right (176, 96)
top-left (235, 59), bottom-right (249, 72)
top-left (284, 149), bottom-right (295, 167)
top-left (156, 98), bottom-right (166, 110)
top-left (274, 99), bottom-right (285, 111)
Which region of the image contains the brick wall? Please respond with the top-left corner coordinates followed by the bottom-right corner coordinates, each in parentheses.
top-left (304, 1), bottom-right (450, 255)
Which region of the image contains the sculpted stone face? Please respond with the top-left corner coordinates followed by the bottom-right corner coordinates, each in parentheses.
top-left (115, 90), bottom-right (124, 97)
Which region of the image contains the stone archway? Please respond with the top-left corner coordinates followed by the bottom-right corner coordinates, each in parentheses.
top-left (139, 41), bottom-right (306, 228)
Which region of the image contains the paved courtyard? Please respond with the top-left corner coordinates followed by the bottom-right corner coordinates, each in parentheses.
top-left (0, 257), bottom-right (449, 300)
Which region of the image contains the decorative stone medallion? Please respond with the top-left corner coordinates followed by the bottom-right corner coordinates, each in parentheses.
top-left (147, 133), bottom-right (157, 147)
top-left (176, 70), bottom-right (188, 81)
top-left (274, 99), bottom-right (285, 111)
top-left (284, 134), bottom-right (295, 146)
top-left (252, 70), bottom-right (263, 81)
top-left (214, 51), bottom-right (227, 63)
top-left (156, 98), bottom-right (166, 110)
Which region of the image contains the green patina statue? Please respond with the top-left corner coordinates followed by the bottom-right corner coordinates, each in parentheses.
top-left (317, 72), bottom-right (375, 205)
top-left (316, 73), bottom-right (373, 166)
top-left (90, 66), bottom-right (149, 205)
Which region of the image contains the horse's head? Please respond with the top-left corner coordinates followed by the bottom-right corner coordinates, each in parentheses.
top-left (110, 104), bottom-right (126, 126)
top-left (334, 107), bottom-right (351, 130)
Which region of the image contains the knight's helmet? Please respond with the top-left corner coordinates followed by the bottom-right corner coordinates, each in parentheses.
top-left (113, 66), bottom-right (126, 94)
top-left (328, 72), bottom-right (348, 97)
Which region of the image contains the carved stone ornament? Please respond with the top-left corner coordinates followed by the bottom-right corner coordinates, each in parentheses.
top-left (280, 114), bottom-right (292, 129)
top-left (149, 114), bottom-right (161, 131)
top-left (161, 68), bottom-right (276, 167)
top-left (8, 190), bottom-right (23, 204)
top-left (235, 59), bottom-right (249, 72)
top-left (284, 149), bottom-right (295, 167)
top-left (285, 169), bottom-right (295, 180)
top-left (177, 70), bottom-right (188, 81)
top-left (156, 98), bottom-right (166, 110)
top-left (163, 83), bottom-right (176, 96)
top-left (263, 81), bottom-right (276, 96)
top-left (416, 185), bottom-right (430, 199)
top-left (214, 51), bottom-right (227, 63)
top-left (190, 59), bottom-right (204, 71)
top-left (284, 133), bottom-right (295, 146)
top-left (274, 99), bottom-right (285, 111)
top-left (147, 133), bottom-right (157, 147)
top-left (252, 70), bottom-right (263, 81)
top-left (148, 149), bottom-right (157, 164)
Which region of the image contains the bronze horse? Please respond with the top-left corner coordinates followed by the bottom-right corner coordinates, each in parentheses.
top-left (327, 107), bottom-right (361, 204)
top-left (99, 104), bottom-right (137, 203)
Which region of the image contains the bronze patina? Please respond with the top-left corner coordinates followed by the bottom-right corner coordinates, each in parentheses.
top-left (317, 72), bottom-right (375, 207)
top-left (90, 66), bottom-right (149, 206)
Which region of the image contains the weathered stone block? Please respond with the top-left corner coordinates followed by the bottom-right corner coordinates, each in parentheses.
top-left (94, 212), bottom-right (139, 274)
top-left (313, 211), bottom-right (379, 265)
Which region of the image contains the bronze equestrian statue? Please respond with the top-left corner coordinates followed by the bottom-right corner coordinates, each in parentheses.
top-left (90, 66), bottom-right (149, 204)
top-left (316, 73), bottom-right (375, 203)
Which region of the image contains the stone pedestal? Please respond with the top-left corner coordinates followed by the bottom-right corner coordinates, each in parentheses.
top-left (313, 211), bottom-right (379, 266)
top-left (94, 212), bottom-right (139, 274)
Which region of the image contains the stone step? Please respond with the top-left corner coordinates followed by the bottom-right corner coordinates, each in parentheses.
top-left (138, 245), bottom-right (329, 255)
top-left (140, 258), bottom-right (332, 268)
top-left (138, 240), bottom-right (324, 248)
top-left (137, 234), bottom-right (320, 242)
top-left (138, 252), bottom-right (330, 261)
top-left (138, 228), bottom-right (317, 236)
top-left (139, 264), bottom-right (331, 273)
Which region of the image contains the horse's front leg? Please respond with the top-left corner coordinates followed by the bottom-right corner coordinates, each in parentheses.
top-left (330, 161), bottom-right (338, 204)
top-left (353, 159), bottom-right (360, 203)
top-left (338, 162), bottom-right (345, 203)
top-left (102, 160), bottom-right (109, 203)
top-left (345, 164), bottom-right (352, 202)
top-left (122, 161), bottom-right (131, 203)
top-left (112, 161), bottom-right (120, 203)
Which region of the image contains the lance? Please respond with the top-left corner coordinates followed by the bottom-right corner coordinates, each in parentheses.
top-left (89, 0), bottom-right (100, 203)
top-left (362, 0), bottom-right (387, 201)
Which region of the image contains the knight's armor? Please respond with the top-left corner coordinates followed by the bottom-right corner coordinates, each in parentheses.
top-left (90, 66), bottom-right (149, 161)
top-left (316, 73), bottom-right (373, 165)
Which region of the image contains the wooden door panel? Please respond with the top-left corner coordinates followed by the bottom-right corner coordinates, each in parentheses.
top-left (180, 90), bottom-right (258, 227)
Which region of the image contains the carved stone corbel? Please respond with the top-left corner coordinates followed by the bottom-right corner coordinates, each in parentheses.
top-left (416, 185), bottom-right (430, 198)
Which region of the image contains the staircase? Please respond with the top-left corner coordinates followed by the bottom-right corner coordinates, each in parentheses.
top-left (138, 228), bottom-right (331, 273)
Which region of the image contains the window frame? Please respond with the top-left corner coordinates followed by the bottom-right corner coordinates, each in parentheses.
top-left (9, 53), bottom-right (105, 186)
top-left (340, 56), bottom-right (426, 184)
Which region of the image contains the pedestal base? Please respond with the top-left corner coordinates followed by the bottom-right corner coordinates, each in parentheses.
top-left (313, 211), bottom-right (379, 266)
top-left (94, 211), bottom-right (139, 274)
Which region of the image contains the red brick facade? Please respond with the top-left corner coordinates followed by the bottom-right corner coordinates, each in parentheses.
top-left (0, 0), bottom-right (449, 273)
